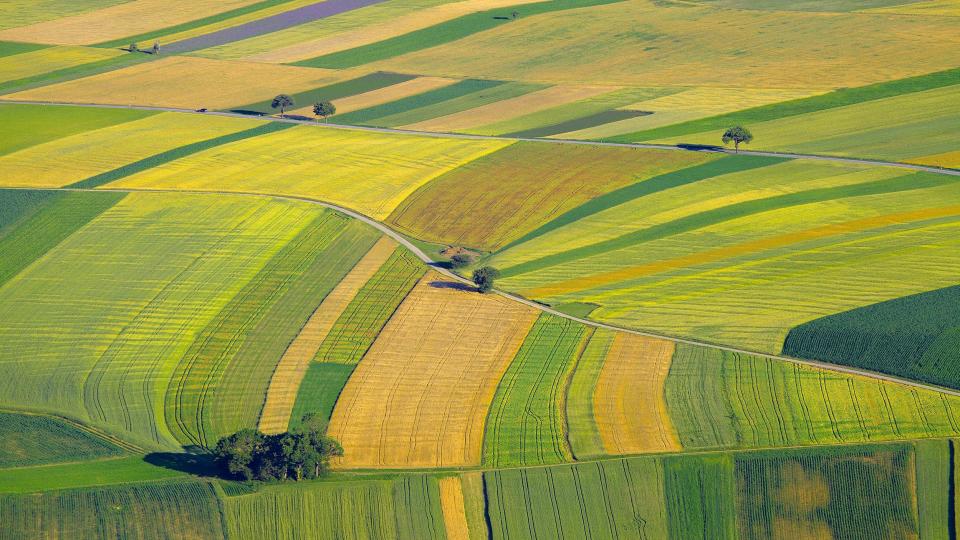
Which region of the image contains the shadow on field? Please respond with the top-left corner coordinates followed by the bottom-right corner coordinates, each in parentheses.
top-left (227, 109), bottom-right (267, 116)
top-left (144, 452), bottom-right (218, 477)
top-left (429, 280), bottom-right (476, 292)
top-left (676, 143), bottom-right (724, 152)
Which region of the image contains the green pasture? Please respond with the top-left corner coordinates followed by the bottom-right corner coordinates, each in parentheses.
top-left (0, 103), bottom-right (153, 157)
top-left (0, 411), bottom-right (124, 468)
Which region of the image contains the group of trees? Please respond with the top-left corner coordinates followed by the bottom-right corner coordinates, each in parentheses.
top-left (271, 94), bottom-right (336, 121)
top-left (213, 414), bottom-right (342, 481)
top-left (128, 42), bottom-right (160, 54)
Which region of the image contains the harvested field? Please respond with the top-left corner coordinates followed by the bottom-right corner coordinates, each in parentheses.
top-left (0, 0), bottom-right (263, 45)
top-left (258, 237), bottom-right (396, 434)
top-left (288, 76), bottom-right (459, 117)
top-left (439, 476), bottom-right (471, 540)
top-left (8, 56), bottom-right (338, 110)
top-left (593, 333), bottom-right (679, 454)
top-left (164, 0), bottom-right (388, 54)
top-left (0, 112), bottom-right (259, 187)
top-left (110, 125), bottom-right (511, 219)
top-left (328, 273), bottom-right (537, 468)
top-left (388, 143), bottom-right (710, 250)
top-left (0, 45), bottom-right (121, 84)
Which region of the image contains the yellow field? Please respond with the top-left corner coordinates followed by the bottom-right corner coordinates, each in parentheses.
top-left (908, 149), bottom-right (960, 168)
top-left (109, 125), bottom-right (511, 219)
top-left (257, 237), bottom-right (397, 434)
top-left (555, 86), bottom-right (823, 140)
top-left (593, 334), bottom-right (679, 454)
top-left (0, 112), bottom-right (259, 188)
top-left (328, 273), bottom-right (537, 468)
top-left (403, 84), bottom-right (617, 132)
top-left (244, 0), bottom-right (546, 63)
top-left (0, 46), bottom-right (122, 84)
top-left (288, 76), bottom-right (460, 118)
top-left (863, 0), bottom-right (960, 16)
top-left (439, 477), bottom-right (471, 540)
top-left (0, 0), bottom-right (262, 45)
top-left (370, 1), bottom-right (960, 88)
top-left (7, 56), bottom-right (338, 110)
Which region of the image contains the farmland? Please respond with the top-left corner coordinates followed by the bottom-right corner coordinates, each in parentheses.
top-left (0, 0), bottom-right (958, 536)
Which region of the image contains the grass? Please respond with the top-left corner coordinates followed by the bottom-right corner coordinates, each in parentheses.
top-left (110, 124), bottom-right (511, 220)
top-left (288, 363), bottom-right (355, 429)
top-left (333, 78), bottom-right (505, 126)
top-left (292, 0), bottom-right (624, 69)
top-left (784, 284), bottom-right (960, 390)
top-left (0, 112), bottom-right (265, 188)
top-left (0, 45), bottom-right (122, 84)
top-left (0, 40), bottom-right (47, 58)
top-left (330, 273), bottom-right (536, 468)
top-left (0, 51), bottom-right (149, 96)
top-left (388, 143), bottom-right (710, 251)
top-left (914, 439), bottom-right (951, 540)
top-left (0, 190), bottom-right (124, 289)
top-left (482, 314), bottom-right (587, 467)
top-left (734, 444), bottom-right (918, 539)
top-left (165, 212), bottom-right (378, 448)
top-left (230, 71), bottom-right (416, 114)
top-left (665, 344), bottom-right (960, 450)
top-left (504, 109), bottom-right (649, 138)
top-left (614, 67), bottom-right (960, 143)
top-left (70, 119), bottom-right (286, 189)
top-left (485, 457), bottom-right (669, 539)
top-left (0, 103), bottom-right (153, 157)
top-left (221, 475), bottom-right (445, 539)
top-left (663, 453), bottom-right (737, 539)
top-left (0, 456), bottom-right (186, 494)
top-left (0, 188), bottom-right (57, 233)
top-left (564, 329), bottom-right (614, 459)
top-left (0, 412), bottom-right (124, 468)
top-left (0, 479), bottom-right (224, 538)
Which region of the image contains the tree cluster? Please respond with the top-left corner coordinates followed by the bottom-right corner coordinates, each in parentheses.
top-left (472, 266), bottom-right (500, 293)
top-left (213, 414), bottom-right (342, 481)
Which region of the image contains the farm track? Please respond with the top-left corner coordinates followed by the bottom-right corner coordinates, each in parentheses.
top-left (3, 99), bottom-right (959, 177)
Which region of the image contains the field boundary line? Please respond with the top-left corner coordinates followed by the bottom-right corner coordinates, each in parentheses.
top-left (1, 99), bottom-right (957, 176)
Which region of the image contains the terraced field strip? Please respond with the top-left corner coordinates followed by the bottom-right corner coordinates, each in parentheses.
top-left (439, 476), bottom-right (471, 540)
top-left (564, 329), bottom-right (614, 459)
top-left (109, 124), bottom-right (511, 220)
top-left (0, 480), bottom-right (225, 538)
top-left (0, 0), bottom-right (264, 45)
top-left (166, 211), bottom-right (378, 448)
top-left (0, 112), bottom-right (263, 188)
top-left (388, 143), bottom-right (710, 251)
top-left (258, 236), bottom-right (396, 434)
top-left (0, 45), bottom-right (122, 85)
top-left (223, 475), bottom-right (445, 539)
top-left (294, 0), bottom-right (623, 68)
top-left (329, 273), bottom-right (537, 468)
top-left (484, 457), bottom-right (669, 538)
top-left (483, 314), bottom-right (588, 467)
top-left (289, 76), bottom-right (459, 117)
top-left (7, 56), bottom-right (339, 110)
top-left (593, 333), bottom-right (679, 454)
top-left (0, 411), bottom-right (125, 468)
top-left (334, 78), bottom-right (507, 126)
top-left (665, 344), bottom-right (960, 451)
top-left (162, 0), bottom-right (389, 54)
top-left (231, 71), bottom-right (416, 114)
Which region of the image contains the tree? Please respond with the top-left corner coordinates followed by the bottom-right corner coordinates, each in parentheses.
top-left (312, 101), bottom-right (336, 122)
top-left (721, 126), bottom-right (753, 153)
top-left (449, 253), bottom-right (472, 269)
top-left (213, 429), bottom-right (264, 481)
top-left (152, 42), bottom-right (160, 55)
top-left (511, 10), bottom-right (519, 19)
top-left (472, 266), bottom-right (500, 293)
top-left (128, 42), bottom-right (138, 53)
top-left (272, 94), bottom-right (295, 118)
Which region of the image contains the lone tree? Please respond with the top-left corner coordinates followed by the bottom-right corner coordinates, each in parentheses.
top-left (128, 42), bottom-right (138, 53)
top-left (449, 253), bottom-right (472, 269)
top-left (151, 42), bottom-right (160, 55)
top-left (511, 10), bottom-right (519, 19)
top-left (312, 101), bottom-right (336, 122)
top-left (472, 266), bottom-right (500, 293)
top-left (271, 94), bottom-right (295, 118)
top-left (721, 126), bottom-right (753, 153)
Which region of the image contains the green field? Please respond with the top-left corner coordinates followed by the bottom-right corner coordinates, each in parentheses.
top-left (0, 412), bottom-right (124, 467)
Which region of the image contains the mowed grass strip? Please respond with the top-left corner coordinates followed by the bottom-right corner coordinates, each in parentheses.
top-left (564, 329), bottom-right (614, 459)
top-left (0, 112), bottom-right (265, 188)
top-left (230, 71), bottom-right (416, 114)
top-left (110, 125), bottom-right (511, 219)
top-left (593, 334), bottom-right (679, 454)
top-left (0, 412), bottom-right (125, 468)
top-left (330, 273), bottom-right (537, 468)
top-left (293, 0), bottom-right (623, 68)
top-left (166, 211), bottom-right (378, 448)
top-left (389, 143), bottom-right (710, 251)
top-left (0, 480), bottom-right (225, 538)
top-left (665, 344), bottom-right (960, 451)
top-left (482, 314), bottom-right (588, 467)
top-left (332, 78), bottom-right (503, 126)
top-left (258, 236), bottom-right (396, 434)
top-left (0, 103), bottom-right (154, 157)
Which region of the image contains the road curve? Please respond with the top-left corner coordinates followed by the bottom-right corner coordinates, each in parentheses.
top-left (4, 99), bottom-right (959, 177)
top-left (66, 185), bottom-right (960, 401)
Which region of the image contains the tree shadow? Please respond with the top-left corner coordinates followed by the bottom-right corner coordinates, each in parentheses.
top-left (675, 143), bottom-right (724, 152)
top-left (227, 109), bottom-right (267, 116)
top-left (144, 452), bottom-right (218, 477)
top-left (428, 280), bottom-right (477, 292)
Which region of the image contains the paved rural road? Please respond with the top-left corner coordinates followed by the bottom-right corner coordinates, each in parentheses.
top-left (6, 99), bottom-right (960, 176)
top-left (7, 99), bottom-right (959, 396)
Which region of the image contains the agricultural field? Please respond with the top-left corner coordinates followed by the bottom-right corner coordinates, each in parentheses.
top-left (0, 0), bottom-right (958, 537)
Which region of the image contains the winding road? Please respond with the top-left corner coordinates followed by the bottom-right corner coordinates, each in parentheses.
top-left (5, 98), bottom-right (959, 398)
